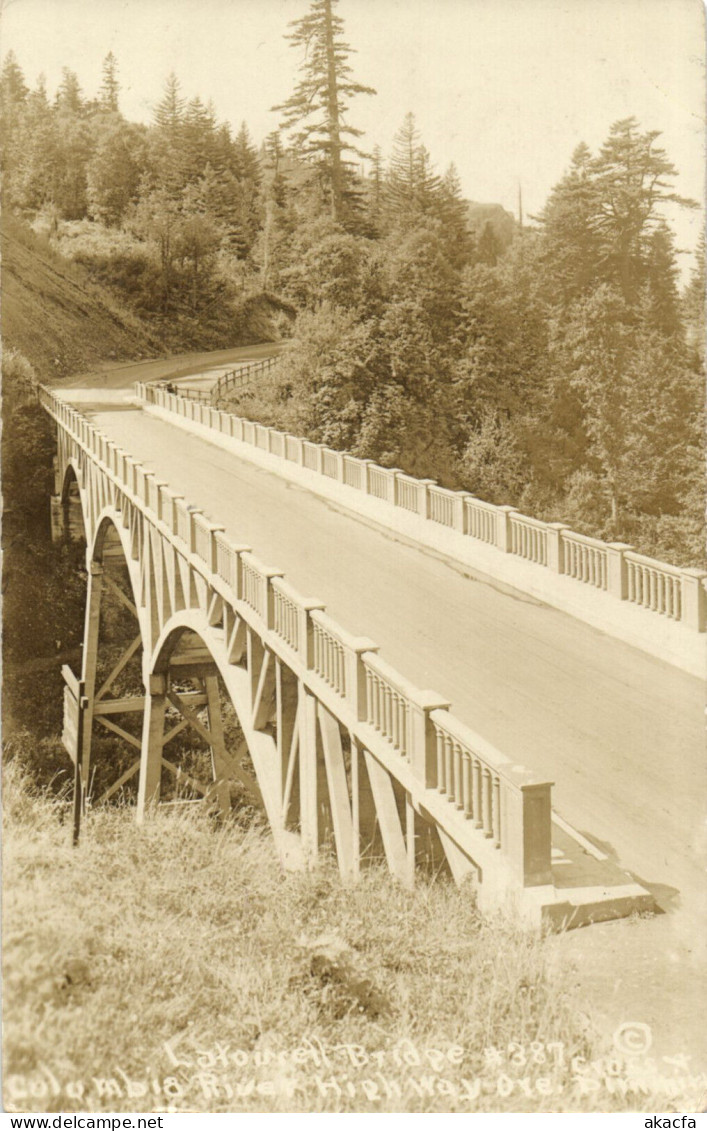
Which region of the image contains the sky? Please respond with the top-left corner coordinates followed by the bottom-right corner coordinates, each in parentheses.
top-left (1, 0), bottom-right (704, 273)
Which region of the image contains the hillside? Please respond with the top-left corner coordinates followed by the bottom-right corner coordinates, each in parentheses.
top-left (1, 214), bottom-right (161, 381)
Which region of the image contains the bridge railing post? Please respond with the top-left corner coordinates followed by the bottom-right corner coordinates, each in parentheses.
top-left (288, 436), bottom-right (304, 465)
top-left (297, 599), bottom-right (326, 666)
top-left (158, 488), bottom-right (184, 535)
top-left (150, 481), bottom-right (168, 521)
top-left (387, 468), bottom-right (402, 506)
top-left (680, 568), bottom-right (707, 631)
top-left (496, 505), bottom-right (518, 552)
top-left (546, 522), bottom-right (570, 573)
top-left (416, 479), bottom-right (435, 519)
top-left (606, 542), bottom-right (633, 599)
top-left (142, 471), bottom-right (159, 511)
top-left (347, 642), bottom-right (380, 721)
top-left (359, 459), bottom-right (374, 493)
top-left (263, 567), bottom-right (286, 628)
top-left (207, 523), bottom-right (226, 574)
top-left (408, 692), bottom-right (453, 788)
top-left (452, 492), bottom-right (472, 533)
top-left (187, 508), bottom-right (204, 555)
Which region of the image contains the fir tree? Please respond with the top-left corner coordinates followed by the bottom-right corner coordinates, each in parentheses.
top-left (56, 68), bottom-right (83, 115)
top-left (274, 0), bottom-right (375, 221)
top-left (99, 51), bottom-right (120, 113)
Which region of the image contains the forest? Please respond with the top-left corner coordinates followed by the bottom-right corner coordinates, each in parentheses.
top-left (1, 0), bottom-right (704, 568)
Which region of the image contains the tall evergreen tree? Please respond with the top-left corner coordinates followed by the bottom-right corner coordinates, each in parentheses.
top-left (0, 51), bottom-right (29, 184)
top-left (0, 51), bottom-right (29, 109)
top-left (274, 0), bottom-right (375, 221)
top-left (56, 68), bottom-right (83, 115)
top-left (683, 231), bottom-right (706, 364)
top-left (386, 112), bottom-right (420, 218)
top-left (154, 72), bottom-right (184, 132)
top-left (99, 51), bottom-right (120, 112)
top-left (538, 121), bottom-right (697, 307)
top-left (364, 143), bottom-right (385, 235)
top-left (385, 113), bottom-right (442, 226)
top-left (151, 72), bottom-right (186, 191)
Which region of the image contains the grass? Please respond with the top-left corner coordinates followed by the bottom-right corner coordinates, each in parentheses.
top-left (2, 764), bottom-right (660, 1116)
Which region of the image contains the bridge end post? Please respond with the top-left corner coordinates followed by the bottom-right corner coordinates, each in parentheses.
top-left (503, 780), bottom-right (554, 887)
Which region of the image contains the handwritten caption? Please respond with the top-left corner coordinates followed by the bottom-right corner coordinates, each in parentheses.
top-left (6, 1028), bottom-right (707, 1109)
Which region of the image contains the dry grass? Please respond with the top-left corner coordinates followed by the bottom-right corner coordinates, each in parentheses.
top-left (3, 765), bottom-right (644, 1114)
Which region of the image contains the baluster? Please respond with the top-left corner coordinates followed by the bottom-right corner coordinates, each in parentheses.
top-left (373, 675), bottom-right (382, 729)
top-left (436, 729), bottom-right (445, 792)
top-left (473, 761), bottom-right (483, 829)
top-left (462, 753), bottom-right (472, 818)
top-left (444, 736), bottom-right (454, 800)
top-left (453, 741), bottom-right (463, 808)
top-left (492, 776), bottom-right (501, 848)
top-left (483, 767), bottom-right (493, 837)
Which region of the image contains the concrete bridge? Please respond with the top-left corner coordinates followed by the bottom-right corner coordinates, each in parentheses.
top-left (39, 362), bottom-right (706, 933)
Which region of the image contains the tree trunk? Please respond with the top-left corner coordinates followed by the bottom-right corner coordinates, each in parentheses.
top-left (323, 0), bottom-right (343, 221)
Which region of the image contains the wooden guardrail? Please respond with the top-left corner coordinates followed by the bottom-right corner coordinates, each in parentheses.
top-left (211, 356), bottom-right (279, 404)
top-left (155, 356), bottom-right (279, 406)
top-left (136, 381), bottom-right (707, 634)
top-left (41, 383), bottom-right (556, 898)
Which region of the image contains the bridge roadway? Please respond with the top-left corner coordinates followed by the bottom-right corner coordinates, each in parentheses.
top-left (74, 389), bottom-right (706, 950)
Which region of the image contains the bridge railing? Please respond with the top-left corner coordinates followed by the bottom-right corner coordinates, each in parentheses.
top-left (136, 380), bottom-right (707, 634)
top-left (43, 384), bottom-right (558, 892)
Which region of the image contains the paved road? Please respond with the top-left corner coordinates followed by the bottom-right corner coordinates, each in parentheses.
top-left (65, 342), bottom-right (283, 390)
top-left (85, 403), bottom-right (706, 939)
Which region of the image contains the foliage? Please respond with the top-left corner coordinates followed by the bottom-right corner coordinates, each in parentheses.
top-left (1, 37), bottom-right (701, 565)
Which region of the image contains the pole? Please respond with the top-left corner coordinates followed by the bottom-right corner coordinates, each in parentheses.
top-left (72, 683), bottom-right (87, 846)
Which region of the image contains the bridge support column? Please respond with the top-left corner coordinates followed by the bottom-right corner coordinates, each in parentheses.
top-left (50, 495), bottom-right (66, 542)
top-left (299, 685), bottom-right (319, 860)
top-left (79, 562), bottom-right (104, 801)
top-left (136, 674), bottom-right (167, 820)
top-left (204, 672), bottom-right (233, 816)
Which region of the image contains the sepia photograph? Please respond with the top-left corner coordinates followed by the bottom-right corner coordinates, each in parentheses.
top-left (1, 0), bottom-right (705, 1118)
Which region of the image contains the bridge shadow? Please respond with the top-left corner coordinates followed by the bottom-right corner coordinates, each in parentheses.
top-left (575, 829), bottom-right (680, 915)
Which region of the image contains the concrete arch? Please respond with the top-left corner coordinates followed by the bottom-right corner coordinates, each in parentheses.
top-left (144, 608), bottom-right (294, 860)
top-left (52, 460), bottom-right (87, 545)
top-left (60, 459), bottom-right (81, 505)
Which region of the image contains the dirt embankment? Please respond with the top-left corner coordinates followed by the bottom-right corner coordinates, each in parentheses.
top-left (1, 215), bottom-right (161, 381)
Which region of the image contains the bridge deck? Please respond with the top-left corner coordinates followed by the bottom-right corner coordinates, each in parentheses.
top-left (79, 399), bottom-right (705, 938)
